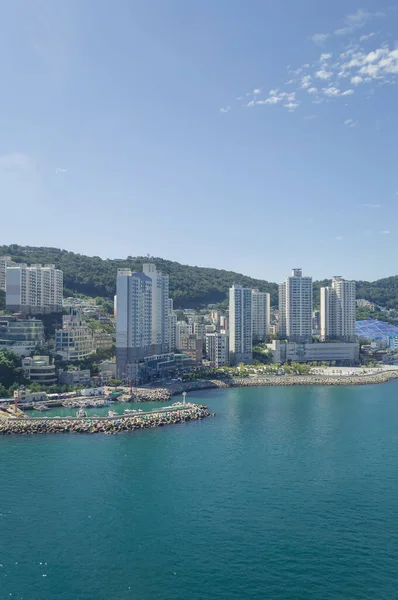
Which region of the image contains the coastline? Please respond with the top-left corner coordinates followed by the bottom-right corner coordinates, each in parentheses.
top-left (130, 369), bottom-right (398, 401)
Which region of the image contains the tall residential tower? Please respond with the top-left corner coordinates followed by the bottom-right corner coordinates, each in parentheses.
top-left (6, 264), bottom-right (63, 314)
top-left (320, 277), bottom-right (356, 342)
top-left (278, 269), bottom-right (312, 342)
top-left (229, 284), bottom-right (253, 365)
top-left (116, 269), bottom-right (152, 379)
top-left (142, 264), bottom-right (170, 354)
top-left (252, 289), bottom-right (270, 343)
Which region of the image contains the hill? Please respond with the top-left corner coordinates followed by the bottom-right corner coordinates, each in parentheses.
top-left (1, 245), bottom-right (398, 310)
top-left (0, 245), bottom-right (278, 308)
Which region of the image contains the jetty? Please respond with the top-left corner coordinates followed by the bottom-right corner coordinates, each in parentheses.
top-left (0, 403), bottom-right (213, 435)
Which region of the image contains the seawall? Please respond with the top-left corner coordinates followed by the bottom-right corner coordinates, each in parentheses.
top-left (0, 404), bottom-right (213, 435)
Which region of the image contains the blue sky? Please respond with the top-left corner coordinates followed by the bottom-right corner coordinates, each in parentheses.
top-left (1, 0), bottom-right (398, 283)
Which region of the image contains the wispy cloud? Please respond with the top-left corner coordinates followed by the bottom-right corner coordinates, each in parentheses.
top-left (221, 9), bottom-right (393, 119)
top-left (55, 167), bottom-right (67, 174)
top-left (363, 203), bottom-right (381, 208)
top-left (381, 230), bottom-right (391, 234)
top-left (220, 106), bottom-right (231, 113)
top-left (0, 152), bottom-right (34, 172)
top-left (336, 235), bottom-right (344, 241)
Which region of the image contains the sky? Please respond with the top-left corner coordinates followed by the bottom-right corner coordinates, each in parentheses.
top-left (1, 0), bottom-right (398, 283)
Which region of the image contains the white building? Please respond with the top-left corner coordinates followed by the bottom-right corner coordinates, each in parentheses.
top-left (22, 356), bottom-right (57, 385)
top-left (6, 264), bottom-right (63, 314)
top-left (0, 316), bottom-right (45, 357)
top-left (268, 340), bottom-right (359, 364)
top-left (0, 256), bottom-right (16, 291)
top-left (143, 263), bottom-right (170, 354)
top-left (116, 269), bottom-right (152, 379)
top-left (320, 277), bottom-right (356, 342)
top-left (252, 289), bottom-right (270, 343)
top-left (229, 285), bottom-right (253, 365)
top-left (55, 312), bottom-right (94, 362)
top-left (206, 332), bottom-right (229, 367)
top-left (279, 269), bottom-right (312, 343)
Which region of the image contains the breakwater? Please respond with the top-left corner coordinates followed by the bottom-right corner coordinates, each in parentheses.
top-left (0, 404), bottom-right (212, 435)
top-left (136, 369), bottom-right (398, 401)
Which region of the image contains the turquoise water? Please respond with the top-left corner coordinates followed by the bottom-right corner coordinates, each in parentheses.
top-left (27, 400), bottom-right (172, 418)
top-left (1, 383), bottom-right (398, 600)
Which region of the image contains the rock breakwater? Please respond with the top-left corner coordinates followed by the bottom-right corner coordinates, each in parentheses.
top-left (0, 404), bottom-right (213, 435)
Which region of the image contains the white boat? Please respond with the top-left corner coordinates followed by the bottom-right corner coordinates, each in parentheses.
top-left (124, 409), bottom-right (138, 415)
top-left (77, 408), bottom-right (87, 418)
top-left (34, 404), bottom-right (50, 411)
top-left (108, 410), bottom-right (118, 417)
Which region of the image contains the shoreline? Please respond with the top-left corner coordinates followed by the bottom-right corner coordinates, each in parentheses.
top-left (129, 369), bottom-right (398, 401)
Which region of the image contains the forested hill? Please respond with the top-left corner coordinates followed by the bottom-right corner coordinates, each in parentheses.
top-left (0, 245), bottom-right (278, 308)
top-left (2, 245), bottom-right (398, 309)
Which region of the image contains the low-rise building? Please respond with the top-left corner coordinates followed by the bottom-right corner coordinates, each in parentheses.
top-left (22, 356), bottom-right (57, 385)
top-left (59, 369), bottom-right (91, 386)
top-left (55, 311), bottom-right (94, 361)
top-left (92, 331), bottom-right (114, 352)
top-left (179, 334), bottom-right (203, 363)
top-left (267, 340), bottom-right (359, 365)
top-left (0, 316), bottom-right (45, 357)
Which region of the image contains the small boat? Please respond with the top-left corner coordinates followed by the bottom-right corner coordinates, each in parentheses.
top-left (77, 408), bottom-right (87, 418)
top-left (108, 411), bottom-right (118, 417)
top-left (34, 404), bottom-right (50, 411)
top-left (124, 409), bottom-right (138, 415)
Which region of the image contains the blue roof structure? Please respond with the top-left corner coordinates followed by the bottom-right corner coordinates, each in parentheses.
top-left (356, 319), bottom-right (398, 341)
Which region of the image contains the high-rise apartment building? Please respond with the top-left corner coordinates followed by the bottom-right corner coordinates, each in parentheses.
top-left (116, 269), bottom-right (152, 379)
top-left (229, 285), bottom-right (253, 365)
top-left (252, 289), bottom-right (270, 343)
top-left (6, 264), bottom-right (63, 314)
top-left (168, 298), bottom-right (177, 352)
top-left (206, 332), bottom-right (229, 367)
top-left (278, 269), bottom-right (312, 342)
top-left (0, 256), bottom-right (16, 291)
top-left (320, 276), bottom-right (356, 342)
top-left (142, 264), bottom-right (170, 354)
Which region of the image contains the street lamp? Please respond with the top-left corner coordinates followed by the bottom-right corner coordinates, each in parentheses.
top-left (182, 391), bottom-right (187, 405)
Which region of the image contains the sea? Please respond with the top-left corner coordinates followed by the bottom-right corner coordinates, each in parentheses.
top-left (1, 382), bottom-right (398, 600)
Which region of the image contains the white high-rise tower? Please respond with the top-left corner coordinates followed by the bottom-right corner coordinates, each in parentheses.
top-left (116, 269), bottom-right (152, 379)
top-left (320, 276), bottom-right (356, 342)
top-left (252, 289), bottom-right (270, 343)
top-left (229, 284), bottom-right (253, 365)
top-left (142, 264), bottom-right (170, 354)
top-left (278, 269), bottom-right (312, 342)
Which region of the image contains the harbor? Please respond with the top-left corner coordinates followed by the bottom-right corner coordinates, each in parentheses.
top-left (0, 402), bottom-right (213, 435)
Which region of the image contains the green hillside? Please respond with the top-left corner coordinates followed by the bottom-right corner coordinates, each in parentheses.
top-left (0, 245), bottom-right (278, 308)
top-left (1, 245), bottom-right (398, 310)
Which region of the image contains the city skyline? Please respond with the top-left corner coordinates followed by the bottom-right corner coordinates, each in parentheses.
top-left (1, 2), bottom-right (398, 282)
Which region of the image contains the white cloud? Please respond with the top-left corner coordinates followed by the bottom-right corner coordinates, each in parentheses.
top-left (363, 203), bottom-right (381, 208)
top-left (55, 167), bottom-right (67, 174)
top-left (284, 102), bottom-right (299, 112)
top-left (307, 87), bottom-right (318, 94)
top-left (324, 87), bottom-right (341, 97)
top-left (253, 89), bottom-right (261, 95)
top-left (320, 53), bottom-right (332, 61)
top-left (301, 75), bottom-right (312, 89)
top-left (344, 119), bottom-right (358, 127)
top-left (360, 32), bottom-right (376, 42)
top-left (336, 236), bottom-right (343, 241)
top-left (311, 33), bottom-right (330, 44)
top-left (381, 230), bottom-right (391, 234)
top-left (316, 70), bottom-right (333, 80)
top-left (220, 106), bottom-right (231, 113)
top-left (351, 75), bottom-right (363, 85)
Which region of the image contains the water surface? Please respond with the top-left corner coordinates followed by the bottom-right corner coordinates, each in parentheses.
top-left (1, 383), bottom-right (398, 600)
